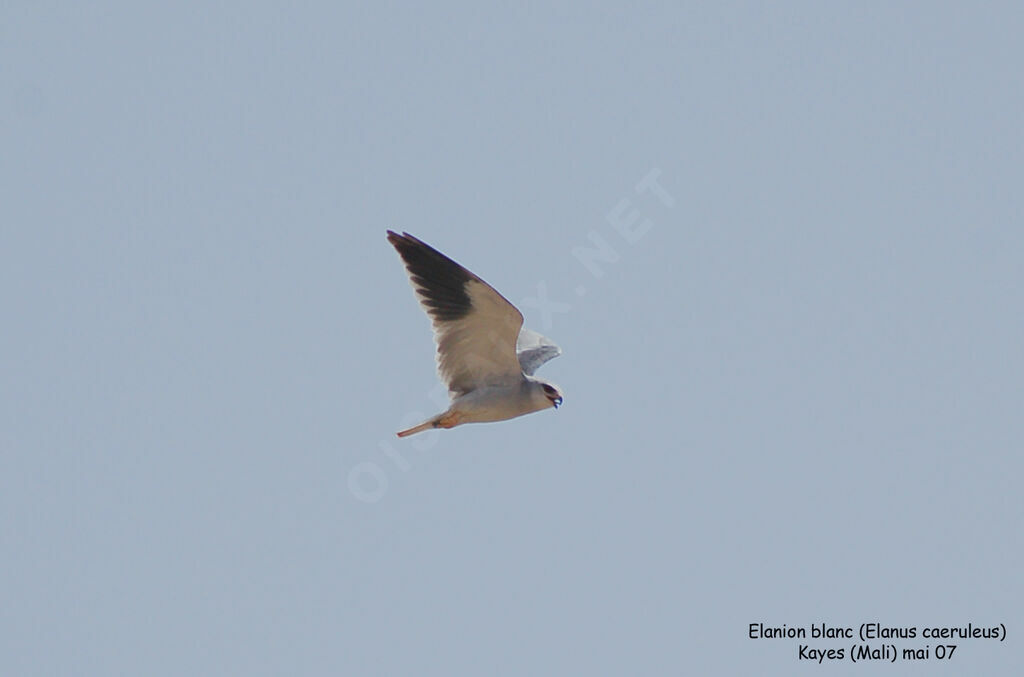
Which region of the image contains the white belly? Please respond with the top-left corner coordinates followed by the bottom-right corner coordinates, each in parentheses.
top-left (450, 384), bottom-right (541, 424)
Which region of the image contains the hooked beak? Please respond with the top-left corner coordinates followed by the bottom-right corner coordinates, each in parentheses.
top-left (551, 396), bottom-right (562, 409)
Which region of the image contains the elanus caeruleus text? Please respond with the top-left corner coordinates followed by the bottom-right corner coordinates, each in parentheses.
top-left (386, 231), bottom-right (563, 437)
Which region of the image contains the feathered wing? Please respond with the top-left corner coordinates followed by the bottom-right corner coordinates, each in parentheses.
top-left (386, 231), bottom-right (524, 395)
top-left (516, 327), bottom-right (562, 376)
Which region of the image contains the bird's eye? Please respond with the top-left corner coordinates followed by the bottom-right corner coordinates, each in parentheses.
top-left (542, 384), bottom-right (556, 395)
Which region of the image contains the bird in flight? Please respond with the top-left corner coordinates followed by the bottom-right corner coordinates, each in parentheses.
top-left (386, 231), bottom-right (563, 437)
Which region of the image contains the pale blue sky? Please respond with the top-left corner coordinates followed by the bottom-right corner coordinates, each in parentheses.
top-left (2, 2), bottom-right (1021, 674)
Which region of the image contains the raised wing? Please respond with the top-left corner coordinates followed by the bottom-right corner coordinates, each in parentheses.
top-left (516, 327), bottom-right (562, 375)
top-left (387, 231), bottom-right (524, 395)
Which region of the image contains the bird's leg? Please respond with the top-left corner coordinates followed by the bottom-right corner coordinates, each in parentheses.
top-left (434, 411), bottom-right (462, 429)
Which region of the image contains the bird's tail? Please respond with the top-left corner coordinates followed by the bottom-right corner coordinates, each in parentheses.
top-left (396, 417), bottom-right (437, 438)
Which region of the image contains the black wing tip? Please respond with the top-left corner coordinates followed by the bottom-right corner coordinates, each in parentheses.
top-left (386, 232), bottom-right (467, 274)
top-left (386, 230), bottom-right (428, 248)
top-left (386, 231), bottom-right (441, 259)
top-left (386, 230), bottom-right (474, 321)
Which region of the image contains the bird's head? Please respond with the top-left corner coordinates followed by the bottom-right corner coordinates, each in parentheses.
top-left (538, 381), bottom-right (563, 410)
